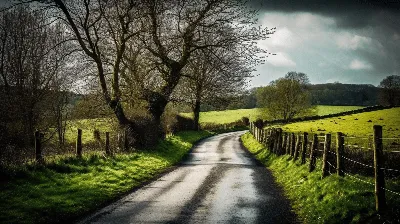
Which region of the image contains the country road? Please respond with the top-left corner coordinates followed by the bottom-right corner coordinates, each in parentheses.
top-left (79, 131), bottom-right (298, 224)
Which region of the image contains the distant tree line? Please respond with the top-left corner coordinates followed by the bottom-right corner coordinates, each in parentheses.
top-left (254, 72), bottom-right (399, 122)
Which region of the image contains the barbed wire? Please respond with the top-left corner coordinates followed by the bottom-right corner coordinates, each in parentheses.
top-left (381, 167), bottom-right (400, 173)
top-left (343, 170), bottom-right (375, 187)
top-left (344, 136), bottom-right (371, 140)
top-left (344, 144), bottom-right (373, 150)
top-left (381, 187), bottom-right (400, 197)
top-left (386, 151), bottom-right (400, 153)
top-left (327, 160), bottom-right (400, 197)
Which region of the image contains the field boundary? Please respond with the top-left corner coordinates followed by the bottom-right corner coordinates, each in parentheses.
top-left (263, 105), bottom-right (398, 125)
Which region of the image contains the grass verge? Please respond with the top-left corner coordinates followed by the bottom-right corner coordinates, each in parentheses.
top-left (241, 132), bottom-right (400, 223)
top-left (0, 130), bottom-right (213, 224)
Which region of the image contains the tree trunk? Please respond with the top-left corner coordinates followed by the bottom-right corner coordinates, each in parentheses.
top-left (193, 99), bottom-right (201, 131)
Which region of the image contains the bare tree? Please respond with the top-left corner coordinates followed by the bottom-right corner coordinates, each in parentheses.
top-left (176, 47), bottom-right (252, 130)
top-left (0, 6), bottom-right (72, 145)
top-left (28, 0), bottom-right (143, 124)
top-left (130, 0), bottom-right (273, 126)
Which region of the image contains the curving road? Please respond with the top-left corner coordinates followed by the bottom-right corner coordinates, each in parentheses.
top-left (79, 131), bottom-right (298, 224)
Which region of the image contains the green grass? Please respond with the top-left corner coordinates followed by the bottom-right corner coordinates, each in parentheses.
top-left (64, 118), bottom-right (117, 144)
top-left (181, 105), bottom-right (364, 125)
top-left (0, 130), bottom-right (213, 224)
top-left (311, 105), bottom-right (364, 116)
top-left (241, 132), bottom-right (400, 223)
top-left (276, 107), bottom-right (400, 138)
top-left (181, 108), bottom-right (271, 124)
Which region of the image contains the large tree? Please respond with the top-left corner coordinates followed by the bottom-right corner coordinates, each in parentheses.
top-left (27, 0), bottom-right (273, 146)
top-left (257, 72), bottom-right (312, 122)
top-left (127, 0), bottom-right (272, 124)
top-left (378, 75), bottom-right (400, 106)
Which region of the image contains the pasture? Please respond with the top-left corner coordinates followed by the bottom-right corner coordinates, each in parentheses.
top-left (276, 107), bottom-right (400, 139)
top-left (181, 105), bottom-right (364, 124)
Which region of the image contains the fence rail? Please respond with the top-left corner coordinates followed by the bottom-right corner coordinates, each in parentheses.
top-left (248, 122), bottom-right (400, 213)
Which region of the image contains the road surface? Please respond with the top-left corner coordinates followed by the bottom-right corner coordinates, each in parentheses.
top-left (79, 131), bottom-right (298, 224)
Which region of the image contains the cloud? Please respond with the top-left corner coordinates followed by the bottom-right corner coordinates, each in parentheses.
top-left (349, 59), bottom-right (373, 70)
top-left (248, 0), bottom-right (400, 86)
top-left (249, 0), bottom-right (400, 29)
top-left (336, 34), bottom-right (372, 50)
top-left (267, 52), bottom-right (296, 67)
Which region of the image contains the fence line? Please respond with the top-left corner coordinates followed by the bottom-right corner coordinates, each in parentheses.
top-left (248, 123), bottom-right (400, 213)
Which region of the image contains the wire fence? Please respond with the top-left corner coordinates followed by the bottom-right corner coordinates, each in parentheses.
top-left (249, 122), bottom-right (400, 213)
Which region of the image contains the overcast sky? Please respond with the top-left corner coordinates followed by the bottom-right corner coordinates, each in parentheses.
top-left (249, 0), bottom-right (400, 87)
top-left (2, 0), bottom-right (399, 87)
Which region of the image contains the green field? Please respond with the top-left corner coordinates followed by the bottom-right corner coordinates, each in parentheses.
top-left (181, 105), bottom-right (364, 125)
top-left (0, 131), bottom-right (213, 224)
top-left (275, 107), bottom-right (400, 139)
top-left (63, 118), bottom-right (117, 144)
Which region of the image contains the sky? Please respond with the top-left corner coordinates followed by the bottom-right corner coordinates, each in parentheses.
top-left (1, 0), bottom-right (398, 87)
top-left (249, 0), bottom-right (400, 87)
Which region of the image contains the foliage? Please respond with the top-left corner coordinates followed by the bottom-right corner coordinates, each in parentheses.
top-left (241, 132), bottom-right (400, 223)
top-left (242, 117), bottom-right (250, 126)
top-left (0, 131), bottom-right (213, 224)
top-left (378, 75), bottom-right (400, 106)
top-left (256, 72), bottom-right (312, 122)
top-left (309, 83), bottom-right (379, 106)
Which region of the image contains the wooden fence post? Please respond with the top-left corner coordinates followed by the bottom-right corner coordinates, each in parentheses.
top-left (273, 129), bottom-right (279, 154)
top-left (282, 132), bottom-right (288, 154)
top-left (269, 128), bottom-right (275, 152)
top-left (276, 129), bottom-right (283, 155)
top-left (290, 133), bottom-right (295, 157)
top-left (285, 133), bottom-right (290, 154)
top-left (373, 125), bottom-right (386, 212)
top-left (256, 127), bottom-right (259, 141)
top-left (301, 132), bottom-right (308, 164)
top-left (309, 134), bottom-right (318, 172)
top-left (293, 134), bottom-right (301, 160)
top-left (76, 129), bottom-right (82, 158)
top-left (34, 131), bottom-right (43, 163)
top-left (263, 130), bottom-right (268, 144)
top-left (336, 132), bottom-right (344, 177)
top-left (105, 132), bottom-right (111, 156)
top-left (321, 134), bottom-right (331, 177)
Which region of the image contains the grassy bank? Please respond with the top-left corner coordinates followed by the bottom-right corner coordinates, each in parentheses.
top-left (241, 132), bottom-right (400, 223)
top-left (0, 131), bottom-right (213, 224)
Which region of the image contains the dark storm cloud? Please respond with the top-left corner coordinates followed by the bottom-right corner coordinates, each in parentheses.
top-left (249, 0), bottom-right (400, 86)
top-left (250, 0), bottom-right (400, 29)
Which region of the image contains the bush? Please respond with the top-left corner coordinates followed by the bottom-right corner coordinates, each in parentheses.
top-left (254, 118), bottom-right (264, 129)
top-left (173, 115), bottom-right (195, 132)
top-left (242, 116), bottom-right (250, 126)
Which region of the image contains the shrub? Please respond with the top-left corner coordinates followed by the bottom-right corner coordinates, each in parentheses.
top-left (254, 118), bottom-right (264, 129)
top-left (242, 116), bottom-right (250, 126)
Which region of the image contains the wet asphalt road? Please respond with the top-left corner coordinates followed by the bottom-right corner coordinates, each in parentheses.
top-left (79, 131), bottom-right (298, 224)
